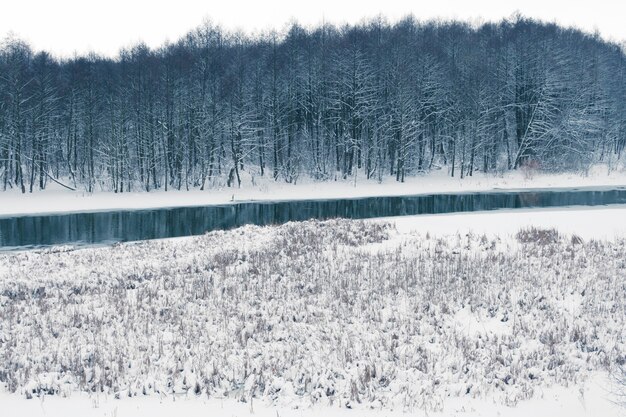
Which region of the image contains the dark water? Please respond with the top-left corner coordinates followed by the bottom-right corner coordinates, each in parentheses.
top-left (1, 186), bottom-right (626, 250)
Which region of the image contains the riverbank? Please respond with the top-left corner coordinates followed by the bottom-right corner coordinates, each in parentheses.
top-left (384, 204), bottom-right (626, 240)
top-left (1, 166), bottom-right (626, 217)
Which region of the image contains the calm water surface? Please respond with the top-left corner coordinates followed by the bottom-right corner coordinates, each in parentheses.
top-left (1, 186), bottom-right (625, 250)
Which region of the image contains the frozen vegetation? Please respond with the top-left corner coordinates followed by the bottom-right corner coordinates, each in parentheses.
top-left (0, 219), bottom-right (624, 413)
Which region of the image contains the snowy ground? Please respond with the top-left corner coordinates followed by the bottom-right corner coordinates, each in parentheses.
top-left (1, 166), bottom-right (626, 217)
top-left (0, 372), bottom-right (623, 417)
top-left (1, 218), bottom-right (625, 416)
top-left (387, 205), bottom-right (626, 241)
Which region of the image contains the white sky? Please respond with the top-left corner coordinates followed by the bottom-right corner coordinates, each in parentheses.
top-left (2, 0), bottom-right (626, 58)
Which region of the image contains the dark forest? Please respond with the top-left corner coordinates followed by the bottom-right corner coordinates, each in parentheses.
top-left (1, 15), bottom-right (625, 192)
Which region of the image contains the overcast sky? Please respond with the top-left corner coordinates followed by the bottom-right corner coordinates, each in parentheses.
top-left (2, 0), bottom-right (625, 58)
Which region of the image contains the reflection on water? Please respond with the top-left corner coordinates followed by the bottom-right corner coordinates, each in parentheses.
top-left (1, 187), bottom-right (626, 250)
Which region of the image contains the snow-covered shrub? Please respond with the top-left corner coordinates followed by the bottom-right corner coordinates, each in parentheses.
top-left (516, 227), bottom-right (560, 245)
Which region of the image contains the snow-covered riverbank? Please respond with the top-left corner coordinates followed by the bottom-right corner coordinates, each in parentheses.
top-left (1, 167), bottom-right (625, 217)
top-left (1, 219), bottom-right (624, 416)
top-left (386, 204), bottom-right (626, 241)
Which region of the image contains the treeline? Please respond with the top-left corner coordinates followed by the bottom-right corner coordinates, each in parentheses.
top-left (1, 16), bottom-right (625, 193)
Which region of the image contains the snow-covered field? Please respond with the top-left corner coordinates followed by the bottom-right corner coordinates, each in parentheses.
top-left (1, 166), bottom-right (626, 217)
top-left (1, 218), bottom-right (624, 416)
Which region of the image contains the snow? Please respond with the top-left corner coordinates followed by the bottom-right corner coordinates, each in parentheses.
top-left (387, 205), bottom-right (626, 240)
top-left (1, 219), bottom-right (624, 416)
top-left (0, 372), bottom-right (623, 417)
top-left (1, 166), bottom-right (625, 217)
top-left (453, 305), bottom-right (512, 337)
